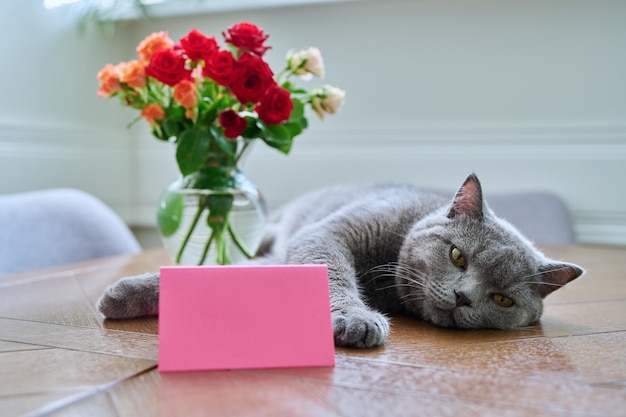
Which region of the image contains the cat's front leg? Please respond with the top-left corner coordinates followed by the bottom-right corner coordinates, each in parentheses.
top-left (287, 228), bottom-right (390, 348)
top-left (97, 272), bottom-right (160, 319)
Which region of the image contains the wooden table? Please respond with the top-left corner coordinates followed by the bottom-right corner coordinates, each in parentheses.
top-left (1, 245), bottom-right (625, 417)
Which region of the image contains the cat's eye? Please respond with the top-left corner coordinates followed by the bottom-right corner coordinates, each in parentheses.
top-left (449, 246), bottom-right (466, 269)
top-left (492, 293), bottom-right (515, 307)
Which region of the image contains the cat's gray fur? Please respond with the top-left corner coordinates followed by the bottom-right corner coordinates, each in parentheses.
top-left (98, 174), bottom-right (584, 348)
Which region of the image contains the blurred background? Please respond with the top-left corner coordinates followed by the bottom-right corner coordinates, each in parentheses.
top-left (1, 0), bottom-right (624, 249)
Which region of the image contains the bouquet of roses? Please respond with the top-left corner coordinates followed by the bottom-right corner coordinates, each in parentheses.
top-left (96, 22), bottom-right (345, 265)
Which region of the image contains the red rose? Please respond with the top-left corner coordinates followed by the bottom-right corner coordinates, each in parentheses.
top-left (218, 109), bottom-right (248, 139)
top-left (229, 53), bottom-right (275, 104)
top-left (145, 49), bottom-right (191, 87)
top-left (179, 29), bottom-right (218, 61)
top-left (222, 22), bottom-right (270, 56)
top-left (202, 50), bottom-right (235, 86)
top-left (256, 84), bottom-right (293, 125)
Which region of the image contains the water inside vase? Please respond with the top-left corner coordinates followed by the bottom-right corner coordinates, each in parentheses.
top-left (160, 188), bottom-right (267, 266)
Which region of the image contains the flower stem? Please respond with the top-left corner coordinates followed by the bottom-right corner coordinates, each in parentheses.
top-left (197, 229), bottom-right (216, 266)
top-left (215, 227), bottom-right (230, 265)
top-left (234, 140), bottom-right (251, 165)
top-left (275, 67), bottom-right (290, 84)
top-left (228, 222), bottom-right (255, 259)
top-left (176, 200), bottom-right (204, 264)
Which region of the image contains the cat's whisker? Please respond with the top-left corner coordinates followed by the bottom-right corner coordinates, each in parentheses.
top-left (509, 324), bottom-right (543, 333)
top-left (359, 263), bottom-right (396, 284)
top-left (362, 264), bottom-right (394, 274)
top-left (368, 266), bottom-right (430, 297)
top-left (399, 293), bottom-right (428, 306)
top-left (370, 273), bottom-right (400, 283)
top-left (521, 266), bottom-right (574, 281)
top-left (369, 272), bottom-right (429, 292)
top-left (400, 280), bottom-right (427, 291)
top-left (509, 266), bottom-right (576, 292)
top-left (526, 281), bottom-right (565, 287)
top-left (398, 290), bottom-right (427, 300)
top-left (360, 262), bottom-right (430, 291)
top-left (392, 264), bottom-right (430, 282)
top-left (376, 283), bottom-right (424, 292)
top-left (511, 280), bottom-right (566, 292)
top-left (394, 272), bottom-right (428, 288)
top-left (380, 227), bottom-right (408, 240)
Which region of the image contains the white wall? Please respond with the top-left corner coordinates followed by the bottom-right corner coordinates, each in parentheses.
top-left (1, 0), bottom-right (625, 245)
top-left (0, 1), bottom-right (139, 216)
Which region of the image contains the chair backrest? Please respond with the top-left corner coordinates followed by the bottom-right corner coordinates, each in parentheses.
top-left (0, 188), bottom-right (141, 276)
top-left (486, 192), bottom-right (576, 245)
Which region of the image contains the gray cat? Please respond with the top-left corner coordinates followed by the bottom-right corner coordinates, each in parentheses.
top-left (98, 174), bottom-right (584, 348)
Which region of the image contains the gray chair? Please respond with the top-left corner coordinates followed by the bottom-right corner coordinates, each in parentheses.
top-left (487, 192), bottom-right (576, 245)
top-left (0, 188), bottom-right (141, 276)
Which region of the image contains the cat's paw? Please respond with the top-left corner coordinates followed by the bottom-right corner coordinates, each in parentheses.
top-left (332, 308), bottom-right (390, 348)
top-left (97, 273), bottom-right (159, 319)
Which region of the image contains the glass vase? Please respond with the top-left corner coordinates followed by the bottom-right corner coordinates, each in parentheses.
top-left (156, 167), bottom-right (268, 266)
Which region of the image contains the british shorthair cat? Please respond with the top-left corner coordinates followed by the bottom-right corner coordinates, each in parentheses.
top-left (98, 174), bottom-right (584, 348)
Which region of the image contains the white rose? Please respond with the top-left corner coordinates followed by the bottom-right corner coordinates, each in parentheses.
top-left (287, 47), bottom-right (325, 79)
top-left (311, 86), bottom-right (346, 120)
top-left (311, 95), bottom-right (325, 120)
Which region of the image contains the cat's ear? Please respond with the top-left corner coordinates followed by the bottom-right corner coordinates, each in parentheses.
top-left (537, 262), bottom-right (585, 298)
top-left (448, 173), bottom-right (484, 220)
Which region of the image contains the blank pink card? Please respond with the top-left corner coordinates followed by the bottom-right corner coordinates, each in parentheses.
top-left (158, 264), bottom-right (335, 372)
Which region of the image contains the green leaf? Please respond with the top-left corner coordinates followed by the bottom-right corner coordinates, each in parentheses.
top-left (176, 127), bottom-right (212, 176)
top-left (284, 104), bottom-right (308, 139)
top-left (241, 118), bottom-right (262, 138)
top-left (210, 126), bottom-right (237, 156)
top-left (284, 121), bottom-right (303, 138)
top-left (199, 94), bottom-right (231, 126)
top-left (168, 106), bottom-right (186, 120)
top-left (200, 79), bottom-right (218, 101)
top-left (289, 98), bottom-right (305, 123)
top-left (156, 191), bottom-right (184, 237)
top-left (260, 123), bottom-right (293, 154)
top-left (162, 118), bottom-right (181, 138)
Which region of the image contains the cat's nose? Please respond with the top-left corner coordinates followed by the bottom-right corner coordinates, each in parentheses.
top-left (454, 290), bottom-right (472, 308)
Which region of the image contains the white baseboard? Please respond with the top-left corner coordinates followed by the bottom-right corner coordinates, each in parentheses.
top-left (0, 124), bottom-right (134, 208)
top-left (2, 123), bottom-right (625, 246)
top-left (573, 211), bottom-right (626, 246)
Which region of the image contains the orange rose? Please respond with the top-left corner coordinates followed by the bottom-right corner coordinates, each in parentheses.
top-left (185, 108), bottom-right (196, 119)
top-left (141, 103), bottom-right (165, 126)
top-left (136, 31), bottom-right (174, 64)
top-left (118, 60), bottom-right (146, 88)
top-left (96, 63), bottom-right (121, 97)
top-left (173, 80), bottom-right (198, 110)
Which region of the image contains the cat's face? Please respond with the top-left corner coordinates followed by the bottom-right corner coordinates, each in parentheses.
top-left (396, 174), bottom-right (584, 330)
